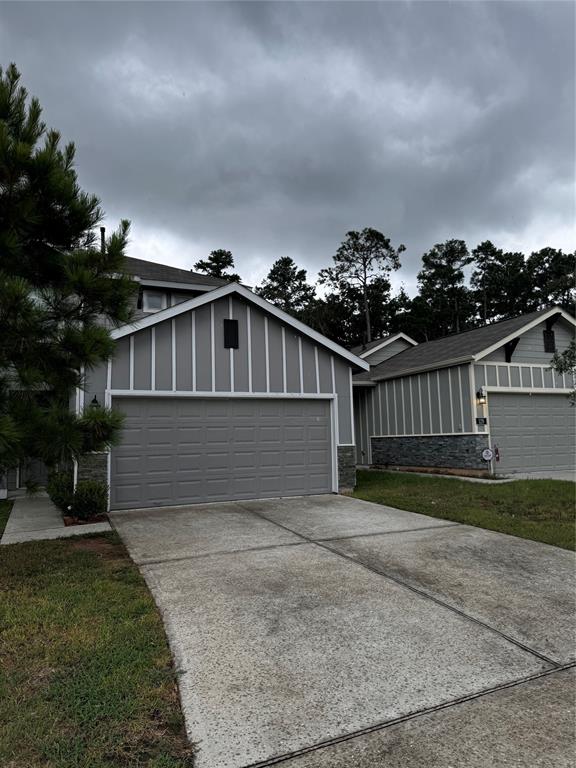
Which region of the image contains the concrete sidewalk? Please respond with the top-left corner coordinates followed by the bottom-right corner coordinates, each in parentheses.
top-left (1, 493), bottom-right (111, 545)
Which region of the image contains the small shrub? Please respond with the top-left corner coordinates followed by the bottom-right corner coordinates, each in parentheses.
top-left (72, 480), bottom-right (108, 520)
top-left (47, 470), bottom-right (74, 512)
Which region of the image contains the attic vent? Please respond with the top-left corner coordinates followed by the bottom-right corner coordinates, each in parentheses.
top-left (543, 329), bottom-right (556, 354)
top-left (224, 319), bottom-right (239, 349)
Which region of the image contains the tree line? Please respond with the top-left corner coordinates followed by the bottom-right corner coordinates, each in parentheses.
top-left (194, 233), bottom-right (576, 348)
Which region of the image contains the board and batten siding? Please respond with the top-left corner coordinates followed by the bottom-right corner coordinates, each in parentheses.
top-left (483, 318), bottom-right (574, 364)
top-left (83, 295), bottom-right (354, 446)
top-left (354, 364), bottom-right (473, 464)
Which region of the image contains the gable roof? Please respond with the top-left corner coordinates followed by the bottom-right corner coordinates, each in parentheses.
top-left (350, 332), bottom-right (418, 359)
top-left (354, 306), bottom-right (575, 383)
top-left (111, 282), bottom-right (370, 371)
top-left (124, 256), bottom-right (228, 289)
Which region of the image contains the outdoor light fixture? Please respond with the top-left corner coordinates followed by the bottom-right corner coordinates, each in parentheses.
top-left (91, 395), bottom-right (99, 407)
top-left (476, 387), bottom-right (487, 406)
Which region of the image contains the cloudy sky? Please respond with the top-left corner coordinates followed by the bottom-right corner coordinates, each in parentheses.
top-left (1, 1), bottom-right (574, 293)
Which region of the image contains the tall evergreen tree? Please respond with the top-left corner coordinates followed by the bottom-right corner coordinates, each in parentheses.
top-left (194, 249), bottom-right (240, 282)
top-left (525, 248), bottom-right (575, 311)
top-left (0, 63), bottom-right (136, 473)
top-left (470, 241), bottom-right (530, 322)
top-left (417, 239), bottom-right (474, 338)
top-left (255, 256), bottom-right (315, 317)
top-left (318, 228), bottom-right (404, 344)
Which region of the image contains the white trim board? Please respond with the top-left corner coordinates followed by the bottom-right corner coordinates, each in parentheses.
top-left (110, 282), bottom-right (369, 371)
top-left (358, 332), bottom-right (418, 359)
top-left (107, 389), bottom-right (336, 400)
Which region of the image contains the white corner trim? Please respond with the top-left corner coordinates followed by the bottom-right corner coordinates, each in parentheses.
top-left (474, 307), bottom-right (576, 362)
top-left (151, 327), bottom-right (156, 391)
top-left (359, 332), bottom-right (418, 359)
top-left (247, 305), bottom-right (252, 393)
top-left (110, 282), bottom-right (369, 370)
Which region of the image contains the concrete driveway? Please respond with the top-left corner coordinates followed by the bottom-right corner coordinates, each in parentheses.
top-left (111, 495), bottom-right (575, 768)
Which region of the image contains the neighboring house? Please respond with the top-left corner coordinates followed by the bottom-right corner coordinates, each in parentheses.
top-left (69, 263), bottom-right (368, 509)
top-left (350, 332), bottom-right (418, 366)
top-left (353, 307), bottom-right (576, 476)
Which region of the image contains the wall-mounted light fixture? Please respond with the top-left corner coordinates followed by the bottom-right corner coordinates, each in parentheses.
top-left (476, 387), bottom-right (487, 406)
top-left (91, 395), bottom-right (99, 407)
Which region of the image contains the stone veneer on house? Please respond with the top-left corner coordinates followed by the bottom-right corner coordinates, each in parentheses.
top-left (76, 452), bottom-right (109, 486)
top-left (371, 434), bottom-right (491, 472)
top-left (338, 445), bottom-right (357, 491)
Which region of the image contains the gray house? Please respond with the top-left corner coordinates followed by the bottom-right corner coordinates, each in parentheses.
top-left (354, 307), bottom-right (576, 476)
top-left (74, 267), bottom-right (368, 510)
top-left (7, 257), bottom-right (368, 505)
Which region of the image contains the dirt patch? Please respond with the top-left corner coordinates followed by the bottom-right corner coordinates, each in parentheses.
top-left (63, 514), bottom-right (108, 526)
top-left (68, 537), bottom-right (125, 560)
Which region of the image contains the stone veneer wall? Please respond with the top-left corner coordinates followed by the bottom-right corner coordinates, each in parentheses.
top-left (338, 445), bottom-right (357, 491)
top-left (371, 435), bottom-right (490, 471)
top-left (76, 452), bottom-right (109, 486)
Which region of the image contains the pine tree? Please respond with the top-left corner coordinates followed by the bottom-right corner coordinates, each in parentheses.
top-left (319, 228), bottom-right (404, 343)
top-left (0, 63), bottom-right (136, 474)
top-left (256, 257), bottom-right (315, 317)
top-left (417, 239), bottom-right (475, 338)
top-left (525, 248), bottom-right (576, 311)
top-left (194, 249), bottom-right (240, 282)
top-left (470, 241), bottom-right (530, 322)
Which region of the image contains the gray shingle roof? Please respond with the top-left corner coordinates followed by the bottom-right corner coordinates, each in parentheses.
top-left (350, 335), bottom-right (397, 356)
top-left (124, 256), bottom-right (228, 287)
top-left (354, 308), bottom-right (569, 383)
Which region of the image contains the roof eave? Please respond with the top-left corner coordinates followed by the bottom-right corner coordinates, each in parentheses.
top-left (111, 283), bottom-right (370, 370)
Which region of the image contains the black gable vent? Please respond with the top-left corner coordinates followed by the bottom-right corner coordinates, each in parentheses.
top-left (224, 319), bottom-right (239, 349)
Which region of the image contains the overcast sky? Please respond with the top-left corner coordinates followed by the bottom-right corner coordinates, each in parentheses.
top-left (1, 1), bottom-right (574, 293)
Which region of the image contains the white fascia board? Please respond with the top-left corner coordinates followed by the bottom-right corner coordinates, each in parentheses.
top-left (138, 278), bottom-right (222, 292)
top-left (359, 332), bottom-right (418, 360)
top-left (474, 307), bottom-right (576, 362)
top-left (111, 283), bottom-right (370, 370)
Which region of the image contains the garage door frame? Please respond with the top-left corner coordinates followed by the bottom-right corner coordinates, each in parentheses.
top-left (485, 387), bottom-right (575, 474)
top-left (105, 389), bottom-right (338, 510)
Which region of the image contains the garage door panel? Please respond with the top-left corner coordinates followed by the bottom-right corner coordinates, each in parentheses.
top-left (111, 397), bottom-right (333, 509)
top-left (489, 393), bottom-right (575, 473)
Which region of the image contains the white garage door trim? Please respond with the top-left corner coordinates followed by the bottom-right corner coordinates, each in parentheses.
top-left (486, 390), bottom-right (576, 474)
top-left (105, 390), bottom-right (338, 510)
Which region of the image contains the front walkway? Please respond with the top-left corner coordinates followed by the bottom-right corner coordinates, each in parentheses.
top-left (1, 493), bottom-right (111, 545)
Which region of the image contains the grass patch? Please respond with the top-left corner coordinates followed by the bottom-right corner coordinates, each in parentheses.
top-left (354, 470), bottom-right (576, 550)
top-left (0, 532), bottom-right (194, 768)
top-left (0, 499), bottom-right (12, 537)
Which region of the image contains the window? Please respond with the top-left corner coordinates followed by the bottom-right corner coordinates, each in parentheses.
top-left (224, 319), bottom-right (239, 349)
top-left (543, 329), bottom-right (556, 353)
top-left (142, 290), bottom-right (167, 312)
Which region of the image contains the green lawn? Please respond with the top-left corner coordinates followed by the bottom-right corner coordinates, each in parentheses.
top-left (0, 499), bottom-right (12, 536)
top-left (354, 470), bottom-right (576, 550)
top-left (0, 533), bottom-right (193, 768)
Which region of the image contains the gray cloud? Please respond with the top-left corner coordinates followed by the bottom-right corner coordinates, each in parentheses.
top-left (1, 1), bottom-right (574, 292)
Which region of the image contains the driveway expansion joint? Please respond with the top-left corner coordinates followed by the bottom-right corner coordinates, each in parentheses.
top-left (137, 539), bottom-right (309, 567)
top-left (242, 663), bottom-right (576, 768)
top-left (239, 503), bottom-right (562, 669)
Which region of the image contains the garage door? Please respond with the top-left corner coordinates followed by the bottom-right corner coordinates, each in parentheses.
top-left (489, 393), bottom-right (576, 474)
top-left (111, 397), bottom-right (333, 509)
